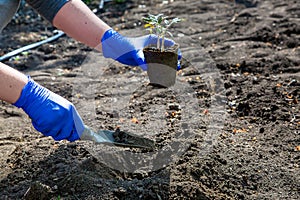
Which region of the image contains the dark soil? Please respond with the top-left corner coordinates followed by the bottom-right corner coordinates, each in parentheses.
top-left (0, 0), bottom-right (299, 199)
top-left (111, 128), bottom-right (156, 149)
top-left (143, 45), bottom-right (179, 70)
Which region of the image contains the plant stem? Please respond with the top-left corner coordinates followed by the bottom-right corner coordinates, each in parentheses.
top-left (161, 35), bottom-right (165, 52)
top-left (157, 37), bottom-right (160, 51)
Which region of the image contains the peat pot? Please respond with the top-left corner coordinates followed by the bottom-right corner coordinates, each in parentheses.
top-left (143, 44), bottom-right (179, 87)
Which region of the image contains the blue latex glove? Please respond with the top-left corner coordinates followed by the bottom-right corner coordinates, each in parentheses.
top-left (14, 77), bottom-right (85, 142)
top-left (101, 29), bottom-right (182, 70)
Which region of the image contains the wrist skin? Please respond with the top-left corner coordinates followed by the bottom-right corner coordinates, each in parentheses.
top-left (0, 62), bottom-right (28, 104)
top-left (52, 0), bottom-right (111, 52)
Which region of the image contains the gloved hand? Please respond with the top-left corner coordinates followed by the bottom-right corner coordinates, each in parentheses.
top-left (13, 77), bottom-right (85, 142)
top-left (101, 29), bottom-right (181, 70)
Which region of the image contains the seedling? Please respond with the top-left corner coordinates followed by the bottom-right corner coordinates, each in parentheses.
top-left (143, 13), bottom-right (181, 52)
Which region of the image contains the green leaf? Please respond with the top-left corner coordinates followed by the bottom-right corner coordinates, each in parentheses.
top-left (115, 0), bottom-right (126, 3)
top-left (142, 13), bottom-right (181, 50)
top-left (172, 18), bottom-right (182, 23)
top-left (83, 0), bottom-right (92, 4)
top-left (157, 16), bottom-right (163, 24)
top-left (167, 31), bottom-right (174, 38)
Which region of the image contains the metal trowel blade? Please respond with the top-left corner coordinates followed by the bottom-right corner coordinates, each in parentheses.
top-left (81, 126), bottom-right (155, 149)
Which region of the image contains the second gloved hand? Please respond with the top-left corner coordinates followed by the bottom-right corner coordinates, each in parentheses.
top-left (14, 77), bottom-right (85, 142)
top-left (101, 29), bottom-right (181, 70)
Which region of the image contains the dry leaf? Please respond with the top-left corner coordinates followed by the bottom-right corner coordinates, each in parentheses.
top-left (131, 117), bottom-right (139, 124)
top-left (293, 98), bottom-right (298, 104)
top-left (233, 128), bottom-right (248, 134)
top-left (266, 42), bottom-right (272, 46)
top-left (203, 109), bottom-right (209, 115)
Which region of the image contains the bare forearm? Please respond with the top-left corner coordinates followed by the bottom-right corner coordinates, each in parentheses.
top-left (52, 0), bottom-right (111, 51)
top-left (0, 63), bottom-right (28, 104)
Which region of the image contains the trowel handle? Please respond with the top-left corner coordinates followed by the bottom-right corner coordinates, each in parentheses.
top-left (80, 126), bottom-right (111, 143)
top-left (80, 126), bottom-right (95, 141)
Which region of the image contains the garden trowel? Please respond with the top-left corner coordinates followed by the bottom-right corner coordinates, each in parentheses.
top-left (80, 126), bottom-right (155, 149)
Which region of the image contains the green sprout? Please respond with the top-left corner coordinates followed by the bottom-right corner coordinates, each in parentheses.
top-left (83, 0), bottom-right (92, 4)
top-left (143, 13), bottom-right (181, 52)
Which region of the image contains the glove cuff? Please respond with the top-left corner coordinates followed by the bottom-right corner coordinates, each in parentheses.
top-left (101, 29), bottom-right (122, 59)
top-left (101, 28), bottom-right (116, 43)
top-left (13, 76), bottom-right (33, 108)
